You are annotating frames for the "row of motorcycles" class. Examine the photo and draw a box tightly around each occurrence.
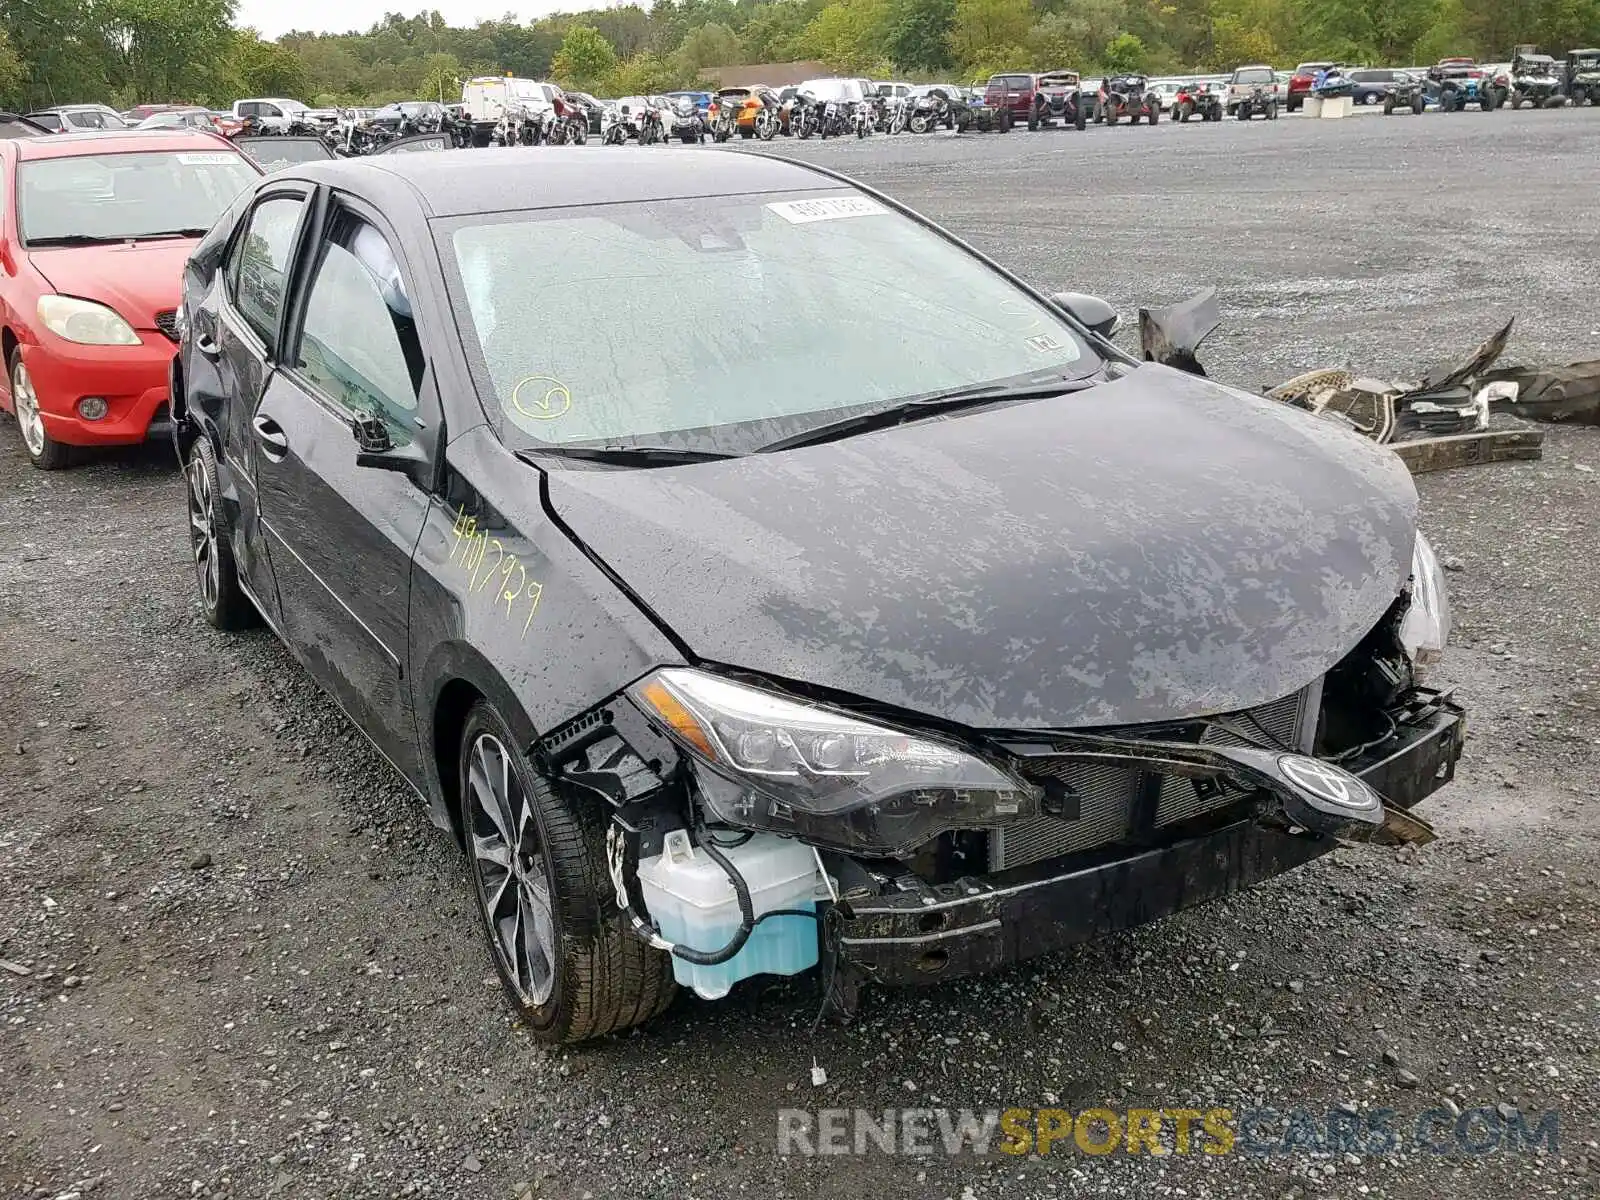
[491,96,590,146]
[229,107,473,157]
[594,87,992,148]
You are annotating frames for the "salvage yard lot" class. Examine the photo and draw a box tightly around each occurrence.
[3,110,1599,1199]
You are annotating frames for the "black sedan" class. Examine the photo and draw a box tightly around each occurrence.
[171,149,1464,1042]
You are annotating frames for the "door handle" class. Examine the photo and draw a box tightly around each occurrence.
[253,415,289,461]
[195,332,219,357]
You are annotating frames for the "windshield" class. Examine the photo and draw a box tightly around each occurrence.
[442,190,1096,455]
[17,150,259,245]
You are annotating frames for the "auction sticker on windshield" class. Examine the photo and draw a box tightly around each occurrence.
[177,153,240,165]
[767,197,887,224]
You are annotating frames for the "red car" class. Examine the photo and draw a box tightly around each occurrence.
[0,129,260,468]
[1286,61,1338,111]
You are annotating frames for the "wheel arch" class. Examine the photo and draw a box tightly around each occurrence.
[420,642,544,849]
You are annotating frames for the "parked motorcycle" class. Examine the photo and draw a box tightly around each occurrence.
[600,105,629,145]
[791,90,821,139]
[634,101,665,145]
[667,95,706,143]
[544,94,589,145]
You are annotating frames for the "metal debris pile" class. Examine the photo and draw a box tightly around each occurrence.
[1138,290,1600,473]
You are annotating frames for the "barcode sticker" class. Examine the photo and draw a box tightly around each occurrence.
[176,152,239,165]
[766,197,888,224]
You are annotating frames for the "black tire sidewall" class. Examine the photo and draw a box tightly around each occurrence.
[8,346,69,470]
[459,700,571,1037]
[186,435,255,629]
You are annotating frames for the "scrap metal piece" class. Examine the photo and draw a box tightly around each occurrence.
[1267,367,1355,406]
[1412,317,1515,393]
[1387,426,1544,474]
[1482,360,1600,425]
[1367,805,1438,847]
[1139,287,1220,375]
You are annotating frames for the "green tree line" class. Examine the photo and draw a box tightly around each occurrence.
[4,0,1600,111]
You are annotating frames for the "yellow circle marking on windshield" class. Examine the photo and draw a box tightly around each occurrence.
[511,375,572,421]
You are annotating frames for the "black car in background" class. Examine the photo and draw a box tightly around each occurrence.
[171,149,1463,1043]
[1348,68,1401,105]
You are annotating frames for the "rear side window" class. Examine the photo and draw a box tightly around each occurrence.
[1234,68,1275,84]
[31,112,63,130]
[228,195,304,345]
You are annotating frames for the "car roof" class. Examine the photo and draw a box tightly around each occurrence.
[12,128,239,160]
[280,148,843,218]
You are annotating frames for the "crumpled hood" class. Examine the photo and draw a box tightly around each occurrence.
[28,239,192,331]
[549,365,1419,731]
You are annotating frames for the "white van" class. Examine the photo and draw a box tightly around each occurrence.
[461,76,563,145]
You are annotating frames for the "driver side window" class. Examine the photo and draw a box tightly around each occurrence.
[292,211,423,445]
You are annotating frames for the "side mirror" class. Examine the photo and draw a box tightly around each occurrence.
[352,414,433,486]
[1050,291,1122,340]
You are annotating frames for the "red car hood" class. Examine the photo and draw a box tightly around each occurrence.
[28,239,194,331]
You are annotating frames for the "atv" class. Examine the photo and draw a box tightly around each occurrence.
[1096,73,1161,124]
[1172,81,1223,122]
[1566,48,1600,105]
[1427,63,1498,111]
[1507,49,1564,108]
[1383,72,1427,115]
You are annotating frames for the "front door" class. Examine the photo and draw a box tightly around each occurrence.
[252,203,436,782]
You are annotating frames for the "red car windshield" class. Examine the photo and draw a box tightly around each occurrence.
[17,150,259,247]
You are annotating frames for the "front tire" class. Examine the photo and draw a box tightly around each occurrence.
[460,702,677,1044]
[8,349,70,470]
[185,436,257,630]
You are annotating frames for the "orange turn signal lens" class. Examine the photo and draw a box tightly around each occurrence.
[638,678,718,761]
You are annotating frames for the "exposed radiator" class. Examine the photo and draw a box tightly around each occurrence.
[989,680,1321,871]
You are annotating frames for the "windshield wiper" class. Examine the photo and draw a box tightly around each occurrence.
[24,229,209,247]
[135,228,211,240]
[24,234,128,247]
[515,445,736,468]
[756,378,1100,454]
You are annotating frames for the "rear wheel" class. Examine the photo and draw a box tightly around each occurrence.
[8,349,70,471]
[460,701,677,1044]
[1027,105,1039,131]
[185,436,257,630]
[1148,104,1159,124]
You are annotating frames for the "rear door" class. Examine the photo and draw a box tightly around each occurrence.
[212,185,315,627]
[251,197,439,782]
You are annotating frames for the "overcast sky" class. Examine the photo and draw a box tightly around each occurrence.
[235,1,576,40]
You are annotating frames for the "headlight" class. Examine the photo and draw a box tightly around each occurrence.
[1400,531,1451,663]
[37,295,140,346]
[628,668,1038,856]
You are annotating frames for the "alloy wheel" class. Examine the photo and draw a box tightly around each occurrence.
[11,359,45,458]
[186,457,220,610]
[467,733,557,1008]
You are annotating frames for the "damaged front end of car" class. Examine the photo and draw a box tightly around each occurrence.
[530,535,1464,1018]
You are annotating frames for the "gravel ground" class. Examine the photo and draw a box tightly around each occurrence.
[3,110,1599,1200]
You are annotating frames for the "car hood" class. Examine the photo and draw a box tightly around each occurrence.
[547,365,1419,731]
[28,239,193,330]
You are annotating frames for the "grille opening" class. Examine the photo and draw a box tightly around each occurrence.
[989,684,1319,872]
